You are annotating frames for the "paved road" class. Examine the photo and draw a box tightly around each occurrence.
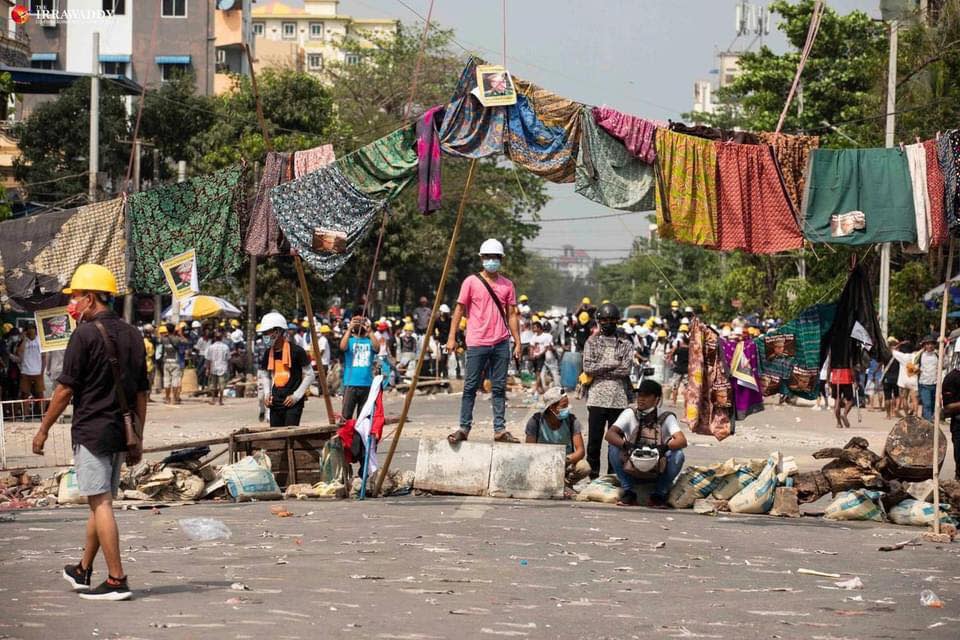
[1,497,958,639]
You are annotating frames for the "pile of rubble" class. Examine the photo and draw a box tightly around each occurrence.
[0,471,59,509]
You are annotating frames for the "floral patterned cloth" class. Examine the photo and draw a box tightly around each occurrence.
[293,144,335,179]
[923,139,949,247]
[438,58,506,159]
[683,319,732,441]
[417,106,444,214]
[245,151,292,257]
[338,123,419,200]
[654,129,719,246]
[505,79,581,183]
[936,130,960,231]
[575,106,656,211]
[757,132,819,215]
[129,165,245,294]
[592,106,662,163]
[270,164,386,281]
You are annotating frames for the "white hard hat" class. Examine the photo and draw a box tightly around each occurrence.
[638,326,650,337]
[684,306,694,313]
[439,303,450,314]
[191,320,201,328]
[630,446,660,473]
[260,311,287,333]
[680,317,689,324]
[622,322,634,335]
[478,238,505,256]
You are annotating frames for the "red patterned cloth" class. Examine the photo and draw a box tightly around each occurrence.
[924,139,949,248]
[715,142,804,253]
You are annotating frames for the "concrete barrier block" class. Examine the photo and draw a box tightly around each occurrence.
[488,443,565,500]
[413,439,493,496]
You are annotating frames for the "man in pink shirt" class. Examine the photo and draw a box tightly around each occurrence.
[445,239,523,444]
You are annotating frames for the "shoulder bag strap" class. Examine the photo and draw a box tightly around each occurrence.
[93,320,131,414]
[474,273,509,331]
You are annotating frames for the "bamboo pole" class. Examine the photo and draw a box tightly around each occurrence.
[931,237,955,535]
[374,158,479,496]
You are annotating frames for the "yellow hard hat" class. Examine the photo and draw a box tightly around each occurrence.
[301,320,310,328]
[404,315,413,323]
[578,372,593,385]
[627,318,637,326]
[680,324,689,333]
[601,299,610,304]
[177,321,186,330]
[530,315,540,324]
[578,311,590,325]
[63,263,118,295]
[519,294,529,303]
[581,297,591,305]
[403,322,415,332]
[158,325,169,335]
[319,324,332,334]
[219,321,226,328]
[255,323,263,332]
[459,318,467,330]
[231,319,240,328]
[671,300,679,308]
[2,322,11,333]
[658,329,668,338]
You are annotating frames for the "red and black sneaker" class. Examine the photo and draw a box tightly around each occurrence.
[79,575,131,601]
[62,562,92,591]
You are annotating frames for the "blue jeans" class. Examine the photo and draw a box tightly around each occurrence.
[608,444,685,500]
[459,340,510,433]
[919,383,936,421]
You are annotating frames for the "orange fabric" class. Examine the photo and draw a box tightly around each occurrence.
[268,341,292,387]
[829,367,854,385]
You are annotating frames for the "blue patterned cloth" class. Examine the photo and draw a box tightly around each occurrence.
[438,59,506,159]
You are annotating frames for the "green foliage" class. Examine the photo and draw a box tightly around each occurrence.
[137,70,217,174]
[890,261,937,341]
[14,78,129,202]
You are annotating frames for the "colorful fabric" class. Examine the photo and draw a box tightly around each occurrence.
[654,129,719,246]
[270,164,386,281]
[669,122,759,144]
[245,151,291,257]
[338,123,418,200]
[293,144,335,179]
[757,132,819,214]
[438,58,506,159]
[757,303,836,400]
[923,139,949,247]
[592,106,661,163]
[715,142,803,253]
[905,142,932,253]
[416,106,444,214]
[802,148,917,246]
[575,106,655,211]
[683,319,733,441]
[938,130,960,231]
[721,337,764,420]
[129,165,245,294]
[268,340,292,387]
[32,198,127,295]
[505,80,581,183]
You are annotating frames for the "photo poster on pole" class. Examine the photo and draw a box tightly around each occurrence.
[160,248,200,301]
[34,307,77,353]
[473,64,517,107]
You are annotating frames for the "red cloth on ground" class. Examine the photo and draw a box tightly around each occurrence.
[715,142,804,254]
[924,139,949,248]
[336,388,385,465]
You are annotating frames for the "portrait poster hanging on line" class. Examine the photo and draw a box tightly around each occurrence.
[160,248,200,301]
[35,307,76,352]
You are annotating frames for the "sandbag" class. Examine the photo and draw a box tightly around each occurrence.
[711,458,766,500]
[576,475,624,504]
[728,454,779,514]
[668,465,725,509]
[823,489,883,521]
[57,468,87,505]
[221,455,281,502]
[887,498,957,527]
[318,437,346,484]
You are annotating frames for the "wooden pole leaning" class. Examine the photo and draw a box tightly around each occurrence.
[931,236,955,535]
[374,158,480,496]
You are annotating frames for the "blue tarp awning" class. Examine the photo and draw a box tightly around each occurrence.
[30,53,57,62]
[99,54,131,63]
[155,55,191,65]
[0,64,142,95]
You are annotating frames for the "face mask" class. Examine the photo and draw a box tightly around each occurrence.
[66,296,89,323]
[482,259,501,273]
[557,408,571,420]
[263,333,275,348]
[637,405,657,416]
[600,323,616,336]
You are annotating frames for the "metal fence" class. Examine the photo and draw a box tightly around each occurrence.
[0,398,71,471]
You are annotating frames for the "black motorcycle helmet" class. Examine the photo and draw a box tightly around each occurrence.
[596,303,620,322]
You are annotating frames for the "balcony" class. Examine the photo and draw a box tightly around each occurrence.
[0,29,30,69]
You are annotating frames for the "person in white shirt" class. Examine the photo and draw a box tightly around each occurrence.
[205,332,232,406]
[605,379,687,508]
[17,324,46,405]
[229,324,245,346]
[915,335,940,421]
[890,341,920,417]
[528,320,557,394]
[317,325,332,368]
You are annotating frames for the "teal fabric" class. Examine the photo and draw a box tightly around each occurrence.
[802,148,917,245]
[534,413,574,455]
[575,107,655,211]
[757,303,836,401]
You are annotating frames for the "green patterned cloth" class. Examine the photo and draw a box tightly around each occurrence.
[129,165,245,294]
[338,123,419,200]
[757,303,836,400]
[575,106,655,211]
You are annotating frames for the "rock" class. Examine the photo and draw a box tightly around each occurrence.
[769,486,801,518]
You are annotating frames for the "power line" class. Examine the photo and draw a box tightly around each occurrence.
[521,210,649,223]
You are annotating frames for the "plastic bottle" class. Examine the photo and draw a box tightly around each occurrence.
[920,589,943,608]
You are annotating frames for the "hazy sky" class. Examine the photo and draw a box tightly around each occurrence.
[315,1,882,260]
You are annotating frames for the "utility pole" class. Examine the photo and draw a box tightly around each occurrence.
[240,0,253,76]
[152,148,162,329]
[123,139,141,323]
[879,19,898,338]
[88,32,100,203]
[171,161,187,326]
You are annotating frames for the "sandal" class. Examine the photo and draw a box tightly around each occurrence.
[494,431,520,444]
[447,430,468,445]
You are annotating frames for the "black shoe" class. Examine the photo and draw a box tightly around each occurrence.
[79,576,131,601]
[62,562,92,591]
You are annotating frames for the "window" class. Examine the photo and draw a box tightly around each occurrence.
[103,0,125,14]
[100,61,126,76]
[160,63,189,82]
[31,59,55,70]
[307,53,323,70]
[344,52,361,66]
[252,21,265,36]
[162,0,186,18]
[282,22,296,40]
[31,0,56,11]
[309,22,323,39]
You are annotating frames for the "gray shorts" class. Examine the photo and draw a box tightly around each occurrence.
[209,373,230,390]
[73,445,123,498]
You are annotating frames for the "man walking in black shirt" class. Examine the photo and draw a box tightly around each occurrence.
[32,264,149,601]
